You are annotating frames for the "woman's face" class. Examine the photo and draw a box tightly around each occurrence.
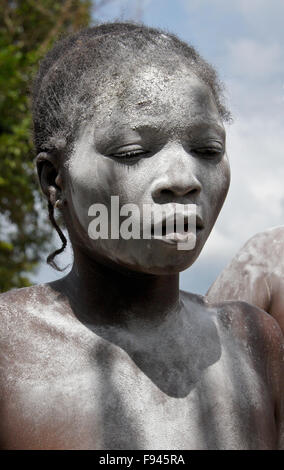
[63,64,230,274]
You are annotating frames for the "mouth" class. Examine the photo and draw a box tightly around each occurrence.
[150,214,204,242]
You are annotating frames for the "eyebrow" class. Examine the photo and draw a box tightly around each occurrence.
[186,120,226,138]
[94,119,225,148]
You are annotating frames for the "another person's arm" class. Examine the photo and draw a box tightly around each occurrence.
[207,227,284,333]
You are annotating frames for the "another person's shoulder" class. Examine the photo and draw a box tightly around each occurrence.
[241,225,284,257]
[257,225,284,242]
[207,225,284,303]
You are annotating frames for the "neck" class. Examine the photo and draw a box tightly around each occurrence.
[64,248,181,328]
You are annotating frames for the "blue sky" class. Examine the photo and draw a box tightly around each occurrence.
[33,0,284,294]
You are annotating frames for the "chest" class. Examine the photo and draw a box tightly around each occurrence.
[0,331,276,450]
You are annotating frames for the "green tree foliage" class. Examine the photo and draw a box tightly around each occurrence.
[0,0,95,292]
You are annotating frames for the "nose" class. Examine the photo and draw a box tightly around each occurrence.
[151,144,202,202]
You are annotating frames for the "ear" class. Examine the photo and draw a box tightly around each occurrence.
[36,152,63,207]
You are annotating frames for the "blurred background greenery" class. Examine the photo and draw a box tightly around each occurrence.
[0,0,118,292]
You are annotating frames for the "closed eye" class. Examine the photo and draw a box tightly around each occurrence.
[192,147,224,158]
[109,145,150,163]
[111,150,149,158]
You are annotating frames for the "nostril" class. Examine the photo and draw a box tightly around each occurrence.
[159,187,199,197]
[160,189,173,196]
[152,176,202,201]
[189,188,199,196]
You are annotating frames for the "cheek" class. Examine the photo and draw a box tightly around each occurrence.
[66,156,148,232]
[67,156,112,230]
[219,156,231,201]
[202,157,230,220]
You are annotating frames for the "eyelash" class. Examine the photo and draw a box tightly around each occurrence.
[192,147,223,158]
[110,146,223,160]
[111,150,149,159]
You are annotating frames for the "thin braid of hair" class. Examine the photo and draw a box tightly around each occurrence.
[47,200,68,271]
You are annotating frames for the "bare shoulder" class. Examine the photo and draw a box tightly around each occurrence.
[183,289,283,366]
[210,299,283,387]
[209,298,283,346]
[0,281,64,311]
[0,281,69,340]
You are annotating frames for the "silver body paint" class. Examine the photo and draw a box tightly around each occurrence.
[0,284,279,449]
[0,57,283,450]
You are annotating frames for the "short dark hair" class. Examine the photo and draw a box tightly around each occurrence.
[32,21,231,157]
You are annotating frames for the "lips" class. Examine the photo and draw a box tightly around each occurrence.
[150,205,204,241]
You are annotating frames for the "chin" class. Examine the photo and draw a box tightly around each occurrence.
[78,233,206,276]
[105,242,203,276]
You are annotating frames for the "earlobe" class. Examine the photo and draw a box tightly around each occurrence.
[36,152,63,206]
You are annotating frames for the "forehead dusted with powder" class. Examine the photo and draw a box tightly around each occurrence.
[32,22,231,157]
[121,63,221,118]
[86,63,224,144]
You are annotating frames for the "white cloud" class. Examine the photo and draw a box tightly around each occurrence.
[183,0,284,15]
[236,0,284,34]
[227,39,283,80]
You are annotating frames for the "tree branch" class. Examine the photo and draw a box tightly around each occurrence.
[26,0,54,20]
[37,0,74,57]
